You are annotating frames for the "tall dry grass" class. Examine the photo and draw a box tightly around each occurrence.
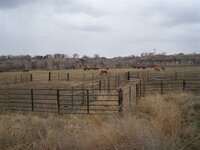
[0,93,199,150]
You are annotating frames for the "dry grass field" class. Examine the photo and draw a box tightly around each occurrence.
[0,93,199,150]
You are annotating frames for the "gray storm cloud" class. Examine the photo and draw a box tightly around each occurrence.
[0,0,199,57]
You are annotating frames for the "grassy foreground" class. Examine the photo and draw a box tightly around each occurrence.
[0,93,200,150]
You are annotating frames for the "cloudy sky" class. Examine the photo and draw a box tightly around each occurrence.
[0,0,199,57]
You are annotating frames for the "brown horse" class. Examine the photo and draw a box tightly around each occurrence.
[161,67,165,71]
[100,70,107,76]
[84,68,91,71]
[141,66,146,69]
[154,67,160,72]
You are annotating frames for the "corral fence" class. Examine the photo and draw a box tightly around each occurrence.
[0,88,126,115]
[0,71,129,87]
[0,73,31,85]
[134,80,200,97]
[34,71,129,83]
[127,71,200,81]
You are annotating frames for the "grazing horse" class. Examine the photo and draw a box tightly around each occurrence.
[84,67,91,71]
[154,67,160,72]
[100,70,107,76]
[137,67,140,69]
[161,67,165,71]
[141,66,146,69]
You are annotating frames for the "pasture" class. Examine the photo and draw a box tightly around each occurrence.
[0,66,200,115]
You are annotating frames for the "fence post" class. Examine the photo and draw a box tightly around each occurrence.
[31,89,34,111]
[127,71,130,81]
[183,80,186,92]
[118,88,123,117]
[108,77,110,92]
[129,86,132,108]
[67,73,70,81]
[115,76,117,88]
[49,72,51,81]
[99,80,102,93]
[161,80,163,95]
[71,87,74,107]
[136,84,139,105]
[92,82,94,100]
[139,80,142,96]
[57,89,60,114]
[30,74,33,82]
[87,90,90,114]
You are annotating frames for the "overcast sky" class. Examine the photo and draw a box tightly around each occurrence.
[0,0,199,57]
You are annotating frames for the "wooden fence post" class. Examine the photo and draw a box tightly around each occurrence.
[129,86,132,108]
[139,80,142,96]
[183,80,186,92]
[118,88,123,117]
[49,72,51,81]
[30,74,33,82]
[57,89,60,114]
[136,84,139,105]
[115,76,117,88]
[31,89,34,111]
[108,77,110,92]
[127,71,130,80]
[161,80,163,95]
[118,74,121,87]
[87,90,90,114]
[92,82,94,99]
[67,73,70,81]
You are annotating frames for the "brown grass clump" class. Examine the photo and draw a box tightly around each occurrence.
[0,93,199,150]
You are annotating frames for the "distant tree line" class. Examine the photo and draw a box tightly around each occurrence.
[0,53,199,71]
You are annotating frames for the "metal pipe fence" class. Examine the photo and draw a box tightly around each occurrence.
[0,88,123,115]
[128,71,200,81]
[135,80,200,96]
